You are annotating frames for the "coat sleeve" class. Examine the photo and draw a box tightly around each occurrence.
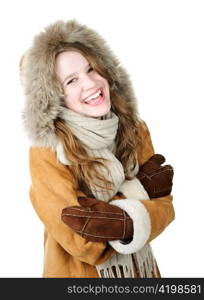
[29,147,115,265]
[109,120,175,254]
[138,121,175,242]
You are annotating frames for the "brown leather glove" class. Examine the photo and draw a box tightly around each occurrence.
[61,197,133,243]
[137,154,174,198]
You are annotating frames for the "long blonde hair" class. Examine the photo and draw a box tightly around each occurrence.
[54,42,140,193]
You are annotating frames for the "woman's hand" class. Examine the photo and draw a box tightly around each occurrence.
[61,197,133,243]
[136,154,174,198]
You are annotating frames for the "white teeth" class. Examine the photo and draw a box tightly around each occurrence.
[84,90,101,103]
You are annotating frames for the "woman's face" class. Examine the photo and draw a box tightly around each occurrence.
[55,51,111,118]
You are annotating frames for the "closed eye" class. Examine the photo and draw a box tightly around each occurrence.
[88,66,94,73]
[67,78,77,85]
[66,66,93,85]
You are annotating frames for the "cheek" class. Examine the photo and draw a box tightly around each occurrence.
[103,79,110,95]
[64,87,81,104]
[96,75,109,90]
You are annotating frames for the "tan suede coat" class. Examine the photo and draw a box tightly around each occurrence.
[29,120,175,278]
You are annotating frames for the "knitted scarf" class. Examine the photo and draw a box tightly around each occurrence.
[60,108,124,201]
[58,108,157,278]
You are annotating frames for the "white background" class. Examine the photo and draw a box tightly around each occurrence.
[0,0,203,277]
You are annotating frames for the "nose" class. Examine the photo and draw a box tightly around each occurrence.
[81,74,96,90]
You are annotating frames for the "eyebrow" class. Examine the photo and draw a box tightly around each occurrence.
[62,63,91,85]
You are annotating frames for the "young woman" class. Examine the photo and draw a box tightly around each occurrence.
[21,20,175,278]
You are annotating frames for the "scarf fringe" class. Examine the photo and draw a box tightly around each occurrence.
[96,244,157,278]
[132,244,158,277]
[96,252,134,278]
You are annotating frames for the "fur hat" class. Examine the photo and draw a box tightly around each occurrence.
[21,20,139,148]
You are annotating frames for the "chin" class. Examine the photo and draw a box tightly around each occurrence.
[92,105,111,118]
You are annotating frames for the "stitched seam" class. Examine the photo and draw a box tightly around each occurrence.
[62,213,128,221]
[149,167,173,178]
[81,214,91,238]
[138,166,163,178]
[139,167,173,180]
[67,208,123,216]
[75,231,121,239]
[138,173,151,180]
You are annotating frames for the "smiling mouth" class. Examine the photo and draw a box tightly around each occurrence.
[82,89,104,104]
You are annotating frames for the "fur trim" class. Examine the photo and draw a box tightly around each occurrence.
[109,199,151,254]
[21,20,139,148]
[118,177,149,200]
